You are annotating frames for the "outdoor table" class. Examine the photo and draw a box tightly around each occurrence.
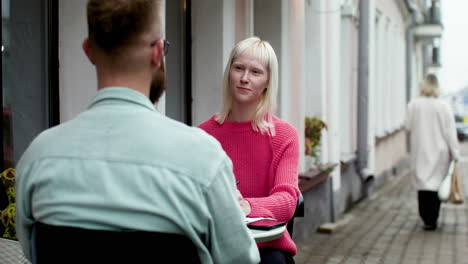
[250,224,286,243]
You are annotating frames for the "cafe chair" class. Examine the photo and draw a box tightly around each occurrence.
[287,192,304,236]
[31,222,201,264]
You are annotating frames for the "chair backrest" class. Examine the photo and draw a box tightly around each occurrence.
[31,222,201,264]
[287,192,304,236]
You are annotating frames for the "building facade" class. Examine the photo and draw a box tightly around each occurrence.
[1,0,442,243]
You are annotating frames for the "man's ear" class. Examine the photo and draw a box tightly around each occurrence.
[151,39,163,69]
[82,38,95,65]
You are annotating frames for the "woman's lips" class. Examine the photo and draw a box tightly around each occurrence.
[237,87,251,92]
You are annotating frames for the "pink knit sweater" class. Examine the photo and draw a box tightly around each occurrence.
[199,115,300,256]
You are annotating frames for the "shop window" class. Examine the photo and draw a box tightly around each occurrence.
[1,0,58,211]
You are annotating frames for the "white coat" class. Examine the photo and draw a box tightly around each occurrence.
[405,97,460,191]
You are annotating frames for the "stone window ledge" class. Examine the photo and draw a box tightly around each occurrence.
[298,163,337,193]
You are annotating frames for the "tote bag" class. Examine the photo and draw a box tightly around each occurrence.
[438,161,454,203]
[449,162,464,204]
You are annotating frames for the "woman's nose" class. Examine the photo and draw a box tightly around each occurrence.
[240,71,249,83]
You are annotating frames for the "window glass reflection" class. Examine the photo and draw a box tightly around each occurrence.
[2,0,48,169]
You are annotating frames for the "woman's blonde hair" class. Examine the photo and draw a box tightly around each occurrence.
[419,73,440,98]
[215,36,279,136]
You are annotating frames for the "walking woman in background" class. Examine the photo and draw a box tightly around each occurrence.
[199,37,300,264]
[405,73,460,231]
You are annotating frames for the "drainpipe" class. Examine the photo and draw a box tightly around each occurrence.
[405,0,416,154]
[356,0,374,198]
[406,0,417,104]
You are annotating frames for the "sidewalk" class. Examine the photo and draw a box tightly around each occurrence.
[295,145,468,264]
[0,237,28,264]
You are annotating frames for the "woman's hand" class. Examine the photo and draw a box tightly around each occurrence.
[237,190,251,216]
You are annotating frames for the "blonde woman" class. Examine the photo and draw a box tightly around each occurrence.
[405,73,460,231]
[199,37,300,263]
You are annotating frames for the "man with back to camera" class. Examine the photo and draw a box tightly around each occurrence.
[15,0,260,263]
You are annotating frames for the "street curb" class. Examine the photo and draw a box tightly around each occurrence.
[316,168,411,234]
[316,214,354,234]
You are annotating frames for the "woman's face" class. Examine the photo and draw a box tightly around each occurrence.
[229,51,269,107]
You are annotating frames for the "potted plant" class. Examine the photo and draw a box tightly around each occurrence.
[304,116,327,167]
[300,117,335,192]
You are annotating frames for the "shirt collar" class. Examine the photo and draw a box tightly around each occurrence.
[88,87,157,112]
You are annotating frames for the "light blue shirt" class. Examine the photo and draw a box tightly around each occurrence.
[16,87,260,263]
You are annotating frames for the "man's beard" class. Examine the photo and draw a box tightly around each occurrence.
[149,60,167,104]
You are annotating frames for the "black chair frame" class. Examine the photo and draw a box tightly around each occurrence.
[31,222,201,264]
[287,192,304,236]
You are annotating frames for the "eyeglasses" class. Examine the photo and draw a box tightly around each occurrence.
[150,39,170,56]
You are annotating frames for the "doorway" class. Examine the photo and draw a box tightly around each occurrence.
[165,0,192,125]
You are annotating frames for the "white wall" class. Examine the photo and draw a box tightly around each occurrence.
[373,0,407,138]
[59,1,167,122]
[322,0,342,191]
[340,4,359,161]
[304,0,343,188]
[367,1,377,175]
[372,0,411,176]
[59,0,96,122]
[235,0,254,43]
[304,0,326,172]
[191,0,235,125]
[411,44,424,99]
[253,0,307,172]
[375,13,384,137]
[281,1,306,172]
[304,1,324,120]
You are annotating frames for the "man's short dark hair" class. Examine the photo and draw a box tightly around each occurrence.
[87,0,158,55]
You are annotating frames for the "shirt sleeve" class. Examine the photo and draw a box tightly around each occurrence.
[245,132,300,223]
[442,103,460,161]
[204,158,260,264]
[15,162,34,261]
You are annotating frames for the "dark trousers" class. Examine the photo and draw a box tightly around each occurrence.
[259,248,295,264]
[418,190,441,227]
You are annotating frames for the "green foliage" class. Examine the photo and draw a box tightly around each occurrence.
[0,168,16,240]
[304,116,327,160]
[1,203,16,239]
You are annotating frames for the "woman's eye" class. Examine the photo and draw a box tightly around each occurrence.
[252,70,263,75]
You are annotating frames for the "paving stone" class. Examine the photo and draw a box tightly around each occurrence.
[295,142,468,264]
[0,238,30,264]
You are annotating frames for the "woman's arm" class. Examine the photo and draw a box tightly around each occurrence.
[443,103,460,161]
[245,130,300,222]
